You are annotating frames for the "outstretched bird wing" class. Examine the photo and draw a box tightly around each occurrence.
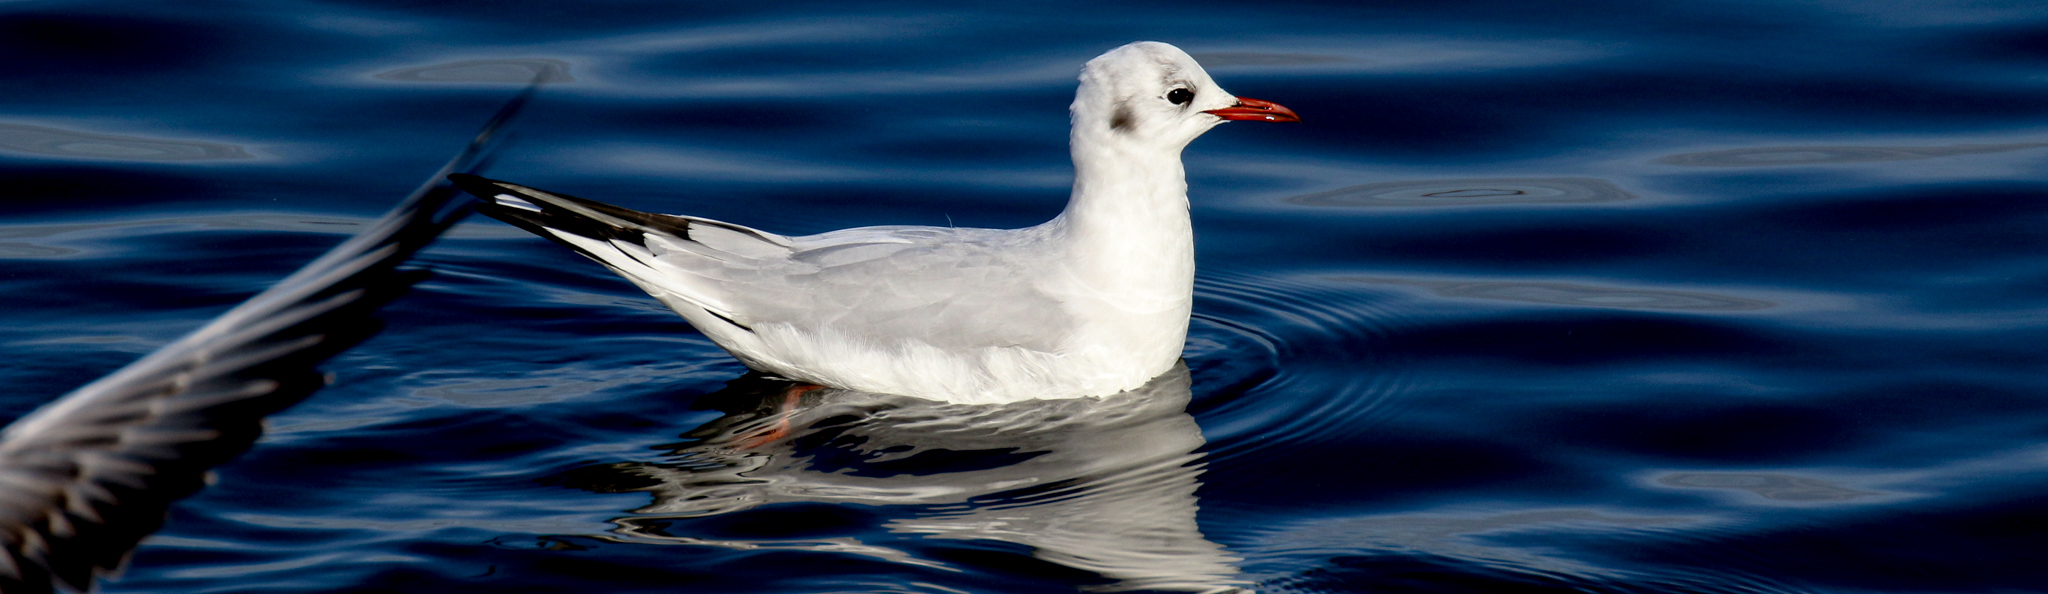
[0,84,532,592]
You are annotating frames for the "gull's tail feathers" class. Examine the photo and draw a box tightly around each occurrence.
[449,175,794,332]
[0,81,538,593]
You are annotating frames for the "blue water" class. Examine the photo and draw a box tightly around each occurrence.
[7,1,2048,592]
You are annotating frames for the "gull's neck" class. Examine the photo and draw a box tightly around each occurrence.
[1051,126,1197,306]
[1062,131,1191,224]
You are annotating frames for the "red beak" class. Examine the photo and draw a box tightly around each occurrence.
[1203,96,1301,123]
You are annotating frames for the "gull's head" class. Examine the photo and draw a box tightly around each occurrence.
[1072,41,1299,149]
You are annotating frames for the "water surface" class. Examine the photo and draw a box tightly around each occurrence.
[6,1,2048,592]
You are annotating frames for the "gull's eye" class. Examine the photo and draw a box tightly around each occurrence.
[1166,88,1194,106]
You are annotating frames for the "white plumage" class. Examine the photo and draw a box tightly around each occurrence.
[455,41,1299,403]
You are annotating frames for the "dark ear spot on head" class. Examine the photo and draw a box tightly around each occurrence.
[1110,105,1134,133]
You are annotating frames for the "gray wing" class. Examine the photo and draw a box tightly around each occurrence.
[0,85,526,592]
[454,178,1071,351]
[762,226,1071,350]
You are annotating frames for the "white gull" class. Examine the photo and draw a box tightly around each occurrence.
[453,41,1299,403]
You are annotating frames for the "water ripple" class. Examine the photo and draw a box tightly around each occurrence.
[1655,142,2048,167]
[0,213,526,260]
[1189,52,1352,67]
[372,58,575,83]
[1654,472,1881,503]
[1337,276,1776,312]
[1193,272,1423,461]
[1241,509,1810,594]
[1284,178,1635,208]
[0,122,251,161]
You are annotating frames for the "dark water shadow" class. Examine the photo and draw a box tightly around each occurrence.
[544,363,1245,593]
[1285,178,1635,208]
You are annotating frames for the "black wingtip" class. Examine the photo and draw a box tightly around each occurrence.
[446,173,502,201]
[445,174,545,229]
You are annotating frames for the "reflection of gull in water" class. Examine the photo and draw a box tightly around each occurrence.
[0,86,534,593]
[552,363,1246,593]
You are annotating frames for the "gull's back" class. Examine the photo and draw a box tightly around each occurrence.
[737,224,1073,352]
